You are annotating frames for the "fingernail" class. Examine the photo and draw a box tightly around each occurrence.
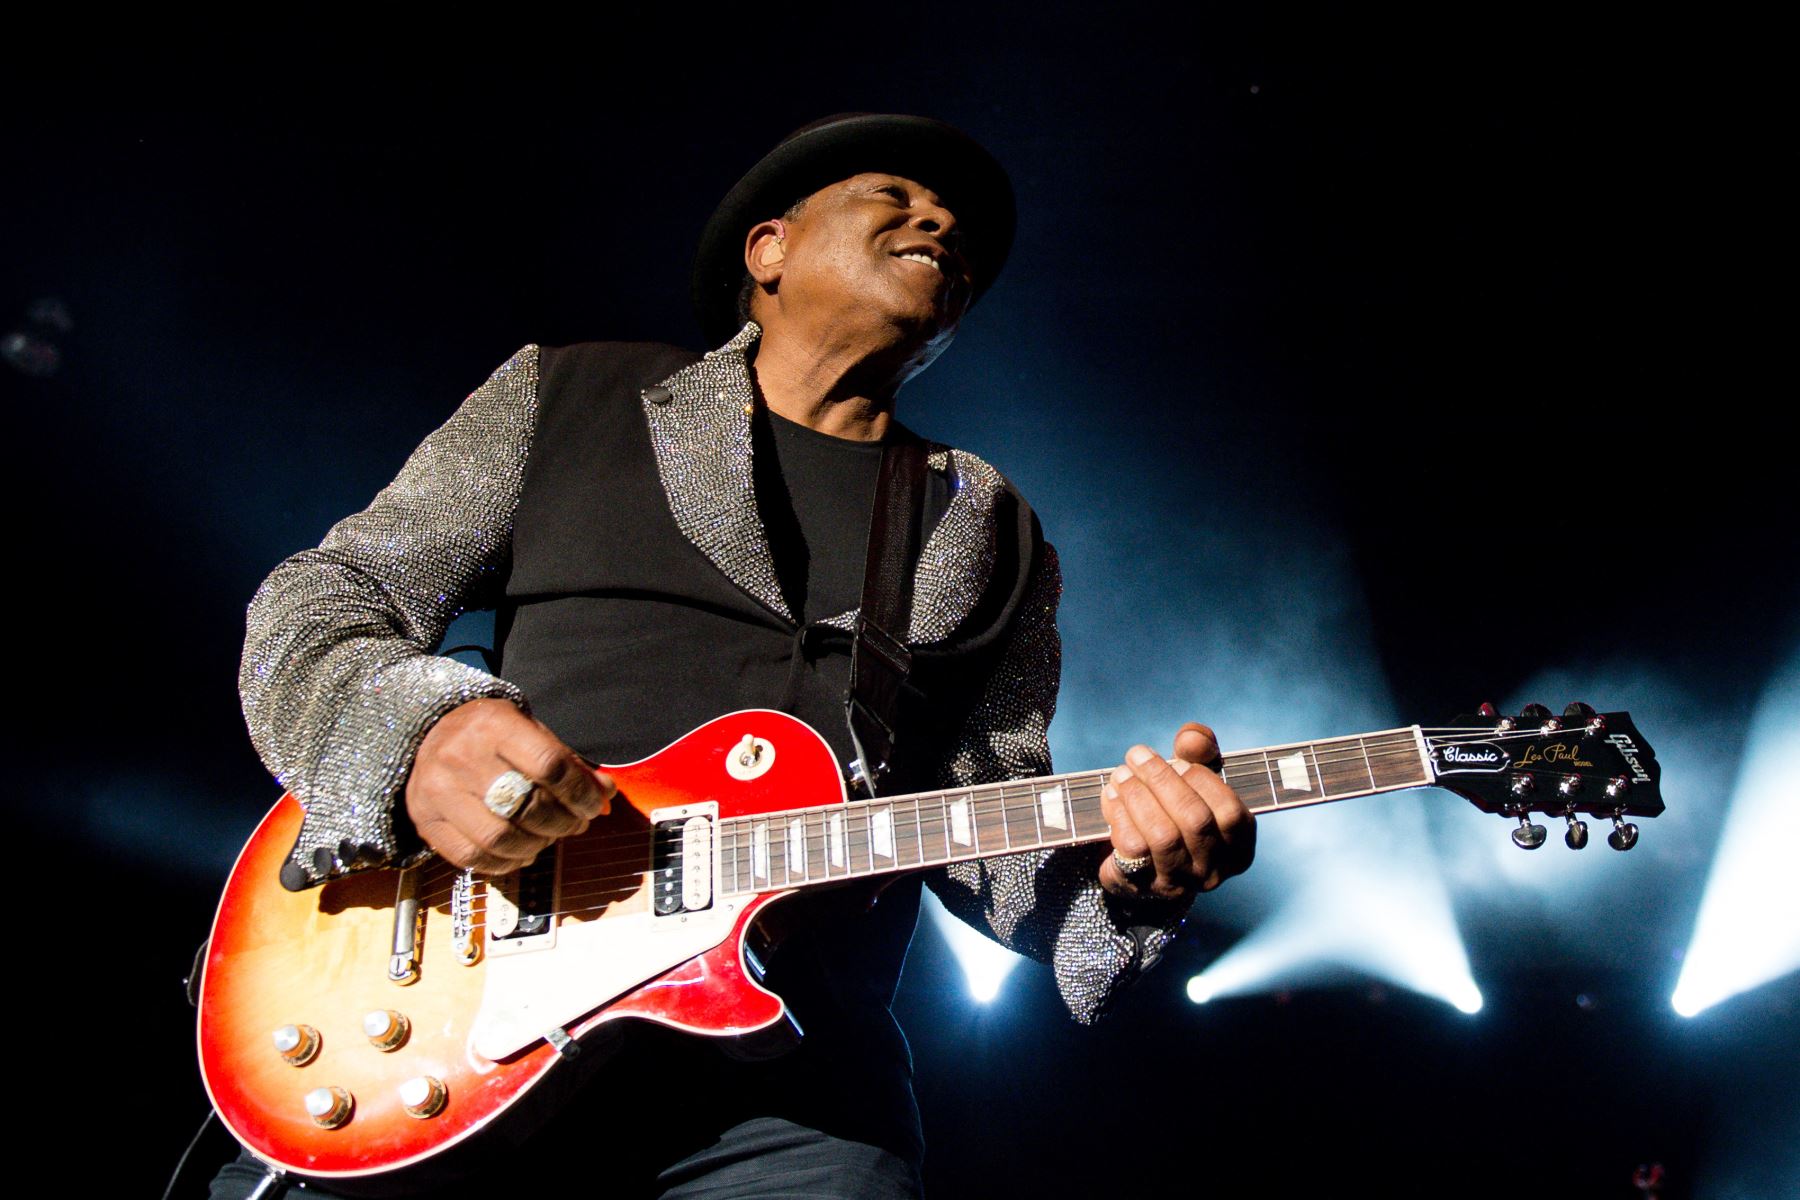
[1102,784,1118,802]
[1172,759,1193,775]
[1111,764,1132,784]
[1127,745,1155,766]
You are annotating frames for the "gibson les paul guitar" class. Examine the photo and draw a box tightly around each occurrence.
[196,701,1662,1182]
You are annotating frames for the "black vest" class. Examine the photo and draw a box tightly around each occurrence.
[493,340,1041,1048]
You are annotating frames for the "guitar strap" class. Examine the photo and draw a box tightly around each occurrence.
[845,437,929,797]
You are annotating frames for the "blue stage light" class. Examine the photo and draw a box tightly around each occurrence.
[924,890,1025,1004]
[1671,654,1800,1018]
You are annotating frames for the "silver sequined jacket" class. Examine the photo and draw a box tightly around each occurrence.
[240,323,1189,1024]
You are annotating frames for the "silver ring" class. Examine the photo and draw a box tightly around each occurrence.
[1112,850,1153,880]
[483,769,535,821]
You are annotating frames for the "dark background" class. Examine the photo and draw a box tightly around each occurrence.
[6,11,1792,1199]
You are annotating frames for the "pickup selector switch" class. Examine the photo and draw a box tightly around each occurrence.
[399,1075,447,1119]
[363,1009,410,1051]
[304,1086,353,1128]
[273,1023,320,1067]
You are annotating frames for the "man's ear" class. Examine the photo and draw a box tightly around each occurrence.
[745,219,787,286]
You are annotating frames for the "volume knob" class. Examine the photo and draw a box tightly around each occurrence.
[399,1075,448,1119]
[304,1086,353,1128]
[363,1009,410,1051]
[272,1024,320,1067]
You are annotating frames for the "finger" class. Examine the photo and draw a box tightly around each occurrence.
[1170,758,1258,886]
[1173,722,1221,768]
[1098,774,1153,897]
[499,724,611,823]
[1117,749,1207,893]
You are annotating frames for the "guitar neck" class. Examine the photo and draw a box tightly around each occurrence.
[713,727,1434,897]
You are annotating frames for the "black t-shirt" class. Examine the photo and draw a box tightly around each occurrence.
[752,404,886,624]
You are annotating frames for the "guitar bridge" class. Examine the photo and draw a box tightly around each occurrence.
[649,804,716,917]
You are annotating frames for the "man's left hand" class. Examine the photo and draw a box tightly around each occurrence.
[1098,722,1256,901]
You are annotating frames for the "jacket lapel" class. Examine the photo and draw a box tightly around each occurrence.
[640,323,794,623]
[640,322,1003,643]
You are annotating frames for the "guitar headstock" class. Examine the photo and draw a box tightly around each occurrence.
[1425,702,1664,851]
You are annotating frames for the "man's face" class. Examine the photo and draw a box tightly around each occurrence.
[764,172,976,343]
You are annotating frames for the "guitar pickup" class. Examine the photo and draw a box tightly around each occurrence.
[650,805,716,916]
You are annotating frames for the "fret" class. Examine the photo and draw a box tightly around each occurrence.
[846,805,871,876]
[721,821,739,894]
[1356,736,1378,791]
[786,816,806,885]
[827,810,848,875]
[1304,742,1329,800]
[972,786,1009,854]
[947,794,974,851]
[896,796,922,868]
[751,820,770,883]
[1071,773,1112,840]
[923,794,951,865]
[870,804,896,866]
[1034,781,1059,845]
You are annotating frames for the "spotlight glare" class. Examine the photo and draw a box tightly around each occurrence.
[1186,976,1213,1004]
[1450,983,1484,1015]
[923,891,1023,1005]
[1670,655,1800,1018]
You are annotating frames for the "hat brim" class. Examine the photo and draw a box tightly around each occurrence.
[692,114,1016,347]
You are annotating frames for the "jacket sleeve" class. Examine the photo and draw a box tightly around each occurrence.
[924,539,1194,1023]
[238,345,539,888]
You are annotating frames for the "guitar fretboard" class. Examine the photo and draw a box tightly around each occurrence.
[715,727,1432,896]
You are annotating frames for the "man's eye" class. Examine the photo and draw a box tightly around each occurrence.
[875,185,908,201]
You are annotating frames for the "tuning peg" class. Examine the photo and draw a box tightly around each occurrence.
[1478,701,1499,719]
[1510,773,1536,799]
[1519,702,1561,734]
[1564,702,1606,737]
[1604,776,1630,801]
[1607,815,1640,852]
[1512,814,1548,850]
[1564,813,1590,849]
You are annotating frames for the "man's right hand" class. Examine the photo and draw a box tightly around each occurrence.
[405,698,614,874]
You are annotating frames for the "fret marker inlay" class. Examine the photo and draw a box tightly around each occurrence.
[1039,784,1068,830]
[871,807,894,859]
[829,812,846,868]
[1277,752,1312,793]
[949,799,972,846]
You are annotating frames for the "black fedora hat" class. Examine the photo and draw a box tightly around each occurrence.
[692,113,1016,347]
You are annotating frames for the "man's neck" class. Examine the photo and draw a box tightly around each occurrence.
[749,322,909,443]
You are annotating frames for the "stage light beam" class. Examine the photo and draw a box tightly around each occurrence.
[924,890,1025,1004]
[1671,654,1800,1018]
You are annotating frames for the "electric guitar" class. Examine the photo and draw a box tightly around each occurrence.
[196,701,1662,1183]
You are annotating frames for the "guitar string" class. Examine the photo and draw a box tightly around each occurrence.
[484,740,1448,913]
[461,735,1523,899]
[482,734,1434,860]
[407,731,1620,910]
[532,737,1432,877]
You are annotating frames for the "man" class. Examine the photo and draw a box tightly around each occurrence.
[216,114,1254,1198]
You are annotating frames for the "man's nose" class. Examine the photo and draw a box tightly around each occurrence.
[910,203,964,254]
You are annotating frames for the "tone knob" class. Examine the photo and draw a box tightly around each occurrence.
[399,1075,448,1119]
[272,1023,320,1067]
[304,1085,353,1128]
[363,1009,411,1051]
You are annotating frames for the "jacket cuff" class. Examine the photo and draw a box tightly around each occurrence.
[278,657,525,890]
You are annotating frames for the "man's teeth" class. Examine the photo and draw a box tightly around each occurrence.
[897,252,941,272]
